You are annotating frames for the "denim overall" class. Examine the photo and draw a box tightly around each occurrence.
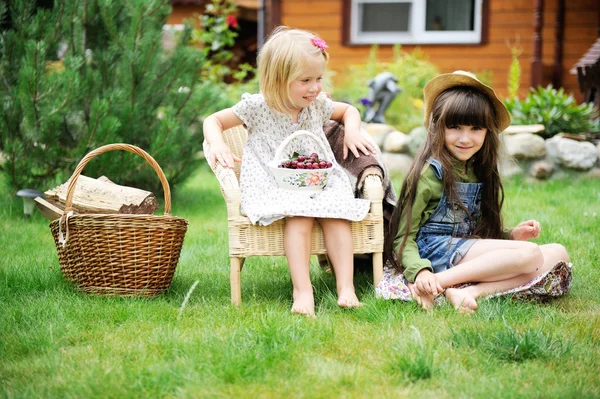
[415,159,483,273]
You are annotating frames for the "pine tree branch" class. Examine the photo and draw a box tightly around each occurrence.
[137,38,157,84]
[82,0,88,56]
[69,5,77,57]
[174,58,202,117]
[50,0,66,44]
[48,84,73,117]
[146,1,166,18]
[85,97,112,150]
[100,3,124,50]
[150,58,185,101]
[32,47,41,132]
[129,60,136,108]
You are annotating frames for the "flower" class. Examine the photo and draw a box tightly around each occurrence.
[359,98,373,106]
[311,37,328,51]
[226,15,238,28]
[306,173,323,186]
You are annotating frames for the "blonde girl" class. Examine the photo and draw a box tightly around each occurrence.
[383,71,570,312]
[204,26,375,315]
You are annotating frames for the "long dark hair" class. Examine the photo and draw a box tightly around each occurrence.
[384,86,506,271]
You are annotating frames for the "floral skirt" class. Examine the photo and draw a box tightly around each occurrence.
[376,261,573,303]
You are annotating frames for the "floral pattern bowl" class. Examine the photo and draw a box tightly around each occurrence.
[269,130,333,192]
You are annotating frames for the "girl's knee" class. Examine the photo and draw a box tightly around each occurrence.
[520,242,544,273]
[285,217,314,235]
[545,243,570,263]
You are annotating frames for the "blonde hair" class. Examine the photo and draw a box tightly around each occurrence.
[257,26,329,113]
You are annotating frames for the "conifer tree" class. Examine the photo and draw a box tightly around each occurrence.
[0,0,228,193]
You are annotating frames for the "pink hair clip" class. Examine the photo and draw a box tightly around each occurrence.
[311,37,328,51]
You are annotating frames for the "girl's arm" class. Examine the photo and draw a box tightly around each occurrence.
[509,220,541,241]
[330,102,375,159]
[400,167,444,296]
[203,108,244,168]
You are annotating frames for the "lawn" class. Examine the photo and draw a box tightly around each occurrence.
[1,163,599,398]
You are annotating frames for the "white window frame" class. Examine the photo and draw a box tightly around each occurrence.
[349,0,484,45]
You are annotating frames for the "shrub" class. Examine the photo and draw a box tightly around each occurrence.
[0,0,230,193]
[331,45,439,133]
[505,85,600,137]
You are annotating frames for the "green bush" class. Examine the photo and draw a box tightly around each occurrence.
[331,45,439,133]
[0,0,230,193]
[505,85,600,137]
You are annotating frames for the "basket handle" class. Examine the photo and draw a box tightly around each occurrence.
[63,143,173,215]
[271,130,329,166]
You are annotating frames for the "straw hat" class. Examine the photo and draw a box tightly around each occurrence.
[423,70,511,132]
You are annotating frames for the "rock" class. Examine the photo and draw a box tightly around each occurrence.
[502,124,545,135]
[502,133,547,160]
[362,122,395,148]
[546,136,598,170]
[529,161,554,179]
[381,153,413,176]
[498,152,523,178]
[382,131,410,153]
[587,167,600,178]
[408,126,428,156]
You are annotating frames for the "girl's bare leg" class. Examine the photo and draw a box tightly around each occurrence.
[444,243,569,312]
[318,218,362,308]
[284,217,315,315]
[435,239,545,288]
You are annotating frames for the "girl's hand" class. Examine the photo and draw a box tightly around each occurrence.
[510,220,541,241]
[343,129,376,160]
[210,142,241,169]
[414,269,444,296]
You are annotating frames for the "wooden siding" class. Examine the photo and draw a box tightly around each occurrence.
[280,0,599,102]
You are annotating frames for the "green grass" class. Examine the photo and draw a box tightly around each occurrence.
[1,164,599,398]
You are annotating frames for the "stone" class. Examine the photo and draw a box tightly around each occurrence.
[546,136,598,170]
[382,131,410,153]
[498,153,523,178]
[502,133,547,160]
[407,126,428,156]
[381,153,413,176]
[362,122,395,148]
[502,124,545,135]
[529,160,554,179]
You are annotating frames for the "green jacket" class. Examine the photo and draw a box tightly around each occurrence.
[393,159,511,282]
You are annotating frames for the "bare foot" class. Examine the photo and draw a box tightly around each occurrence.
[418,293,436,311]
[291,291,315,316]
[445,287,478,313]
[408,283,435,311]
[337,288,363,309]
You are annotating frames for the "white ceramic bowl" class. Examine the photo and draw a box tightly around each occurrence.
[269,130,333,192]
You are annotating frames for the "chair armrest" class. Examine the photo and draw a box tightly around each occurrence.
[361,173,384,217]
[203,140,242,218]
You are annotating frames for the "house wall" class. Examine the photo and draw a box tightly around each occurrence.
[279,0,599,102]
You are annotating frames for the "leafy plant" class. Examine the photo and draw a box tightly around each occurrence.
[505,37,523,100]
[190,0,254,85]
[331,45,439,133]
[505,85,600,137]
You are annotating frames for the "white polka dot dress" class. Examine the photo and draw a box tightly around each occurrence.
[232,93,370,226]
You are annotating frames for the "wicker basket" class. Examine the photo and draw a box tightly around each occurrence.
[49,144,188,297]
[269,130,333,192]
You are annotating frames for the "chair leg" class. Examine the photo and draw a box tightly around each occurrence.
[372,252,383,287]
[230,257,243,306]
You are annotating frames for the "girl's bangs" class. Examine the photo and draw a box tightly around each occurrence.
[443,91,493,128]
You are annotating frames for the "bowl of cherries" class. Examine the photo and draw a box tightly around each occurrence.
[270,130,334,192]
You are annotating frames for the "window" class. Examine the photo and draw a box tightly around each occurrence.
[348,0,485,45]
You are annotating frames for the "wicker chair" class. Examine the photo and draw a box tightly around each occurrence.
[203,125,384,305]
